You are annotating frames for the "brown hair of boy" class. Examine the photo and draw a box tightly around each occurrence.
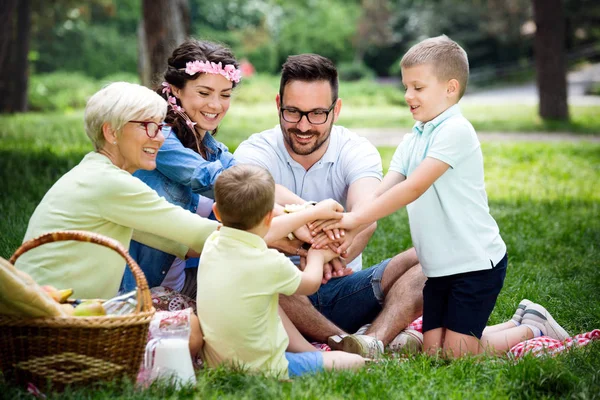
[214,165,275,230]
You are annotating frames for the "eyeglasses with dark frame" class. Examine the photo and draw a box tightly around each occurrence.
[280,100,337,125]
[129,120,171,139]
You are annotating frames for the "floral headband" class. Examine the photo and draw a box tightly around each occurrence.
[181,60,242,83]
[161,60,241,131]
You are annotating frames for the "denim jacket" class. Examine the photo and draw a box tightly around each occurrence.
[120,127,236,292]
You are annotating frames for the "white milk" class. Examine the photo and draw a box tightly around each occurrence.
[145,338,196,387]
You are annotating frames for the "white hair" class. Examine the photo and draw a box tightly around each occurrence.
[84,82,167,150]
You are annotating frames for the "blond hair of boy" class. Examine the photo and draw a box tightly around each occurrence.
[400,34,469,99]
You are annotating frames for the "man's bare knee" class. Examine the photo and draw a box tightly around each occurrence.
[279,294,345,341]
[381,248,421,294]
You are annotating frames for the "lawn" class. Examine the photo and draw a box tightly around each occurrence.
[0,110,599,398]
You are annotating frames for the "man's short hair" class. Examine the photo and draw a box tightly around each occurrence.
[279,54,339,103]
[400,35,469,99]
[84,82,167,150]
[214,164,275,231]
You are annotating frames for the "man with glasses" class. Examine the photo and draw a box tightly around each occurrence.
[234,54,425,358]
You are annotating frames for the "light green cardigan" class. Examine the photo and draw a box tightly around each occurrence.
[16,152,219,299]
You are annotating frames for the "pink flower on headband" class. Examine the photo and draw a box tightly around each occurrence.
[162,81,171,94]
[167,95,185,113]
[183,60,242,83]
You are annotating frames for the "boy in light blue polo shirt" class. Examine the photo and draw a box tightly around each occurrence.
[314,35,570,357]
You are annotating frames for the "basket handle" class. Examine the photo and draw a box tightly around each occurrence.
[9,230,153,314]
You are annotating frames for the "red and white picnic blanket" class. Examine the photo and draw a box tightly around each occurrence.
[405,316,600,359]
[148,288,599,360]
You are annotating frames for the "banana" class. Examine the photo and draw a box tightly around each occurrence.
[40,285,74,303]
[56,288,74,303]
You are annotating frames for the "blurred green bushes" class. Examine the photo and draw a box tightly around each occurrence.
[26,71,405,112]
[338,62,376,82]
[28,72,139,112]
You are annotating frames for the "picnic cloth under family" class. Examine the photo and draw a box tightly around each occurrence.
[147,288,599,363]
[405,316,599,359]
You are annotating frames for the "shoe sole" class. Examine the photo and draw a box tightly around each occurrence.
[389,329,423,353]
[340,336,383,359]
[327,335,346,351]
[341,336,370,358]
[524,307,570,341]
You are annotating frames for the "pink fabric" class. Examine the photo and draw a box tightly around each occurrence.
[507,329,600,359]
[408,316,423,332]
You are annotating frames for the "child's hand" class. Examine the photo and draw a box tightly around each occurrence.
[312,199,344,221]
[313,212,361,233]
[308,247,339,265]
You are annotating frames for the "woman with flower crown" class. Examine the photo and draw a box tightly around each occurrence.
[120,39,242,299]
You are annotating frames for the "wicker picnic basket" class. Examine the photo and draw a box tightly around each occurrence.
[0,231,155,390]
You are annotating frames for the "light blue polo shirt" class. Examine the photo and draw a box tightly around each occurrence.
[234,125,383,272]
[389,105,506,278]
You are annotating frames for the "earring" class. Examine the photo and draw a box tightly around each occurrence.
[113,141,117,144]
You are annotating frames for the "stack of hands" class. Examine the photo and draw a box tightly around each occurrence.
[272,199,361,284]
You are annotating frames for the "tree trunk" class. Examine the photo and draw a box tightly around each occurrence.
[140,0,190,88]
[532,0,569,121]
[0,0,17,113]
[15,0,31,112]
[0,0,30,113]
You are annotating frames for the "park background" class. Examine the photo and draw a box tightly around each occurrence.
[1,0,599,398]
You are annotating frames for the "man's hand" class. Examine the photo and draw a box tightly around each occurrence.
[268,237,309,257]
[299,256,352,284]
[323,257,353,283]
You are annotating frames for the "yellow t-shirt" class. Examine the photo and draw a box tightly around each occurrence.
[197,227,302,378]
[16,152,219,299]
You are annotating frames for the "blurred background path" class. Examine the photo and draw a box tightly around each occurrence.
[461,63,600,106]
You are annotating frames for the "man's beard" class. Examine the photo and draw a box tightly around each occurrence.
[282,123,332,156]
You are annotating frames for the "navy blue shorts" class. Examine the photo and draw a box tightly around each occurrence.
[422,253,508,339]
[307,259,389,334]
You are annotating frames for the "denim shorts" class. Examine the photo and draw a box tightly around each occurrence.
[422,253,508,339]
[285,351,323,377]
[307,258,390,334]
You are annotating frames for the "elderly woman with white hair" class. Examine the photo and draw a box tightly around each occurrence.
[16,82,219,301]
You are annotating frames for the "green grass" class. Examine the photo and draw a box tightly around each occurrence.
[1,112,599,398]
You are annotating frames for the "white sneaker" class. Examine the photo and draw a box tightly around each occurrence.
[511,299,534,325]
[355,323,371,336]
[338,334,384,359]
[522,303,570,341]
[388,329,423,354]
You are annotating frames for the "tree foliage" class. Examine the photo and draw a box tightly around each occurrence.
[18,0,600,82]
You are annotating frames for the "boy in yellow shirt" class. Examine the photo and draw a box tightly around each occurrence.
[197,164,364,378]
